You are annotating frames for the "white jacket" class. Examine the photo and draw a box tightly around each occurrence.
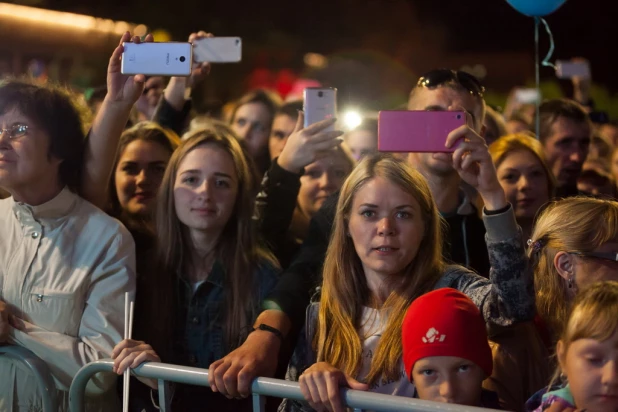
[0,187,136,411]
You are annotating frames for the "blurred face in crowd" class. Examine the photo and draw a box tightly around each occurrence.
[269,113,296,160]
[557,329,618,412]
[114,139,171,216]
[412,356,485,406]
[0,109,61,201]
[174,144,238,238]
[345,129,378,161]
[297,150,352,219]
[347,176,425,280]
[577,169,614,198]
[407,86,484,176]
[232,102,271,159]
[496,149,550,220]
[542,116,591,188]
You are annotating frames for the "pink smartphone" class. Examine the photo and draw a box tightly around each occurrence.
[378,110,466,153]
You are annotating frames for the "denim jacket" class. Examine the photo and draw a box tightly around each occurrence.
[172,259,279,369]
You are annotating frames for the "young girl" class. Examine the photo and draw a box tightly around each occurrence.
[528,281,618,412]
[111,127,280,411]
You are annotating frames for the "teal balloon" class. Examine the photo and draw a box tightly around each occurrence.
[506,0,567,16]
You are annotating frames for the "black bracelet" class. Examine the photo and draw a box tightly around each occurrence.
[484,203,511,216]
[252,324,284,342]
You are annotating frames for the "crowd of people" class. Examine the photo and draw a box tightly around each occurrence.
[1,30,617,412]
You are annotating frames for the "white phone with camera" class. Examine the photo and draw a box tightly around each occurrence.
[193,37,242,63]
[121,42,192,76]
[303,87,337,130]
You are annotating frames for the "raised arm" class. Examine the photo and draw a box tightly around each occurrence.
[151,31,211,134]
[80,32,151,209]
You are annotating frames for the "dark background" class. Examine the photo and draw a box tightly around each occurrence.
[2,0,616,113]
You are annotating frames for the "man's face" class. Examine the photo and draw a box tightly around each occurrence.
[406,86,484,176]
[542,116,591,188]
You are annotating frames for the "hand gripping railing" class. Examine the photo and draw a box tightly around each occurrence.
[0,345,59,412]
[69,359,500,412]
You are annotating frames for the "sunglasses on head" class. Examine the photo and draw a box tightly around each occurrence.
[416,69,485,97]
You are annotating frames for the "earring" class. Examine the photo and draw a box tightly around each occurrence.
[568,276,574,289]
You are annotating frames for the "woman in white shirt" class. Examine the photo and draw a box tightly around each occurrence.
[0,78,136,410]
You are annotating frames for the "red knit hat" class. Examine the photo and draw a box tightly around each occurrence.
[402,288,493,379]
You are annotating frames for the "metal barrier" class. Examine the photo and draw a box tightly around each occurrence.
[69,359,500,412]
[0,345,59,412]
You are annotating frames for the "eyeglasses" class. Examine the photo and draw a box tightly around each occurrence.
[0,124,29,140]
[416,69,485,97]
[569,251,618,263]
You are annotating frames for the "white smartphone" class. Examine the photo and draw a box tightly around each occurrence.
[556,60,591,79]
[514,88,541,104]
[193,37,242,63]
[303,87,337,130]
[121,42,192,76]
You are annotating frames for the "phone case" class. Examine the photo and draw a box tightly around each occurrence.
[193,37,242,63]
[121,42,192,76]
[378,111,466,153]
[303,88,337,130]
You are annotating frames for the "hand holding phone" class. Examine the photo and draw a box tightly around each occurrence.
[121,42,192,76]
[378,111,466,153]
[107,32,154,109]
[304,88,337,131]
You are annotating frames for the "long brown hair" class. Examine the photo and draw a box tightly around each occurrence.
[529,197,618,343]
[150,126,278,353]
[314,153,445,385]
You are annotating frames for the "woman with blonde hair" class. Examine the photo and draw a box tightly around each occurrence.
[528,197,618,348]
[111,127,279,411]
[283,153,533,411]
[490,134,555,240]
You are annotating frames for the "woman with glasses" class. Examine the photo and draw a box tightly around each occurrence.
[0,78,136,410]
[528,196,618,348]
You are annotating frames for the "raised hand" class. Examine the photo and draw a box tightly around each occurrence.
[106,32,154,108]
[277,112,344,174]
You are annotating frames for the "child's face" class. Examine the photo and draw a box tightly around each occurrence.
[411,356,485,406]
[559,328,618,412]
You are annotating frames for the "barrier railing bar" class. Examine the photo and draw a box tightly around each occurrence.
[0,345,59,412]
[157,379,171,412]
[69,359,501,412]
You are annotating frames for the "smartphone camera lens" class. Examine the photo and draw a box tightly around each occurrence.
[318,91,324,98]
[180,56,186,62]
[456,114,462,119]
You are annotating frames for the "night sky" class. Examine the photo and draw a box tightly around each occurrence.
[36,0,618,96]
